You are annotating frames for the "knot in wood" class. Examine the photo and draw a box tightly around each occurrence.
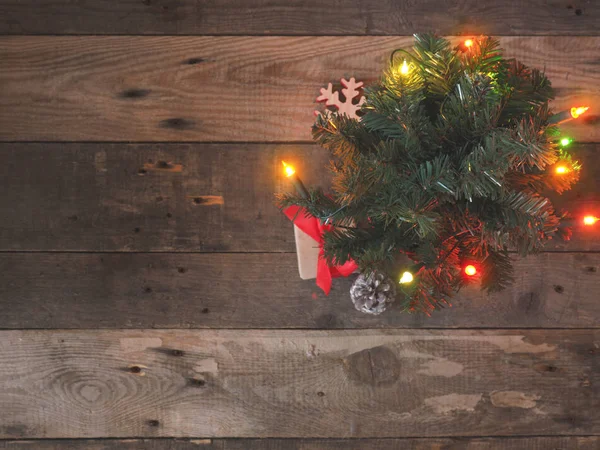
[343,346,400,387]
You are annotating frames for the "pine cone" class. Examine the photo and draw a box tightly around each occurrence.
[350,272,396,315]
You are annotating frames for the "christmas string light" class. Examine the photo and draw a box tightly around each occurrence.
[281,161,348,224]
[571,106,589,119]
[464,265,477,276]
[548,105,590,125]
[400,60,410,75]
[282,161,309,199]
[555,165,569,175]
[389,47,413,77]
[278,35,590,314]
[399,271,414,284]
[560,137,572,147]
[399,263,426,285]
[283,161,295,177]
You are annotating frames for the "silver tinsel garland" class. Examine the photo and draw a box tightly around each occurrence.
[350,271,396,315]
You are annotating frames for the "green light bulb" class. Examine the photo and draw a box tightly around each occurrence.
[560,137,572,147]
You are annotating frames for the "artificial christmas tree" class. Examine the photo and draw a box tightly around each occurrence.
[279,34,587,314]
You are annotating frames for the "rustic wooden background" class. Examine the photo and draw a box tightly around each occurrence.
[1,1,599,449]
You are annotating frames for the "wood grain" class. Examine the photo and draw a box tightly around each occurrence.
[0,36,598,142]
[1,1,598,36]
[0,143,308,252]
[224,437,600,450]
[1,143,598,252]
[0,329,597,438]
[0,441,220,450]
[1,252,599,329]
[1,437,599,450]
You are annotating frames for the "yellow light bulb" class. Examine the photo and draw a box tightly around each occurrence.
[555,165,569,174]
[282,161,295,178]
[400,60,409,75]
[583,216,598,226]
[399,271,414,284]
[464,39,474,48]
[571,106,589,119]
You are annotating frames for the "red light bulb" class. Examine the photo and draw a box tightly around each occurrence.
[464,265,477,276]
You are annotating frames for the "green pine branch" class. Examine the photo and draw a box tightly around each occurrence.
[279,34,575,314]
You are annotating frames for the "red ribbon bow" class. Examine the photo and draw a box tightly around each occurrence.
[284,205,358,295]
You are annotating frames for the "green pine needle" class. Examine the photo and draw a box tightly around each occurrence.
[278,34,577,314]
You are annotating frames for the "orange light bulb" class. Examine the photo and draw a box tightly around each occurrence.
[464,39,474,48]
[464,265,477,276]
[282,161,295,178]
[571,106,589,119]
[555,165,569,175]
[583,216,599,226]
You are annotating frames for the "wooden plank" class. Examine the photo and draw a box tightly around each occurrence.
[2,437,599,450]
[0,441,220,450]
[1,1,598,36]
[0,329,597,438]
[0,36,598,142]
[0,438,218,450]
[223,437,600,449]
[1,252,599,329]
[0,143,309,252]
[1,143,598,252]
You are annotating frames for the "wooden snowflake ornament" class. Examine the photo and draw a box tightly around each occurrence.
[315,77,365,120]
[292,77,366,281]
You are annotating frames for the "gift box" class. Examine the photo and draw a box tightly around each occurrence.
[293,224,320,279]
[284,205,358,295]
